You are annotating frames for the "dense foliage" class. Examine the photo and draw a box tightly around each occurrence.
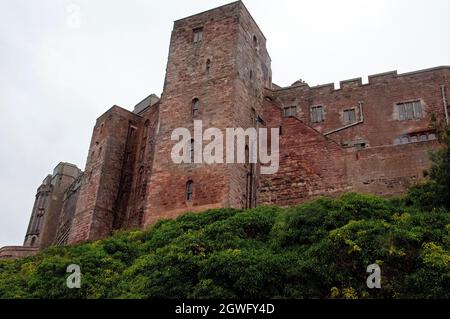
[0,192,448,299]
[405,120,450,210]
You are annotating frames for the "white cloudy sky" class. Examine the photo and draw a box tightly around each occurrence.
[0,0,449,247]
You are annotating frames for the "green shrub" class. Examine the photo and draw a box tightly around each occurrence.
[1,192,448,299]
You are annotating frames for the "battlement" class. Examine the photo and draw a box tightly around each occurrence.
[273,66,450,93]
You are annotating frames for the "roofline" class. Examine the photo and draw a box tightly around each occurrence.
[270,65,450,92]
[174,1,241,23]
[173,1,267,41]
[134,93,159,108]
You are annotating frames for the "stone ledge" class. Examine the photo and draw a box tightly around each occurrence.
[0,246,39,260]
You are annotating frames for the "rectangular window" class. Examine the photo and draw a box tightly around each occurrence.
[343,109,356,124]
[398,101,422,121]
[283,106,297,117]
[311,105,324,123]
[193,28,203,43]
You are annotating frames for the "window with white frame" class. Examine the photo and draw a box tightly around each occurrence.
[397,101,422,121]
[193,28,203,43]
[343,108,356,124]
[311,105,324,123]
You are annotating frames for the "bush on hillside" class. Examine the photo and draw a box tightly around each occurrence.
[0,193,448,299]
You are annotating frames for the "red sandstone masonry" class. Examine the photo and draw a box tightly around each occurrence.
[144,1,269,226]
[68,107,143,243]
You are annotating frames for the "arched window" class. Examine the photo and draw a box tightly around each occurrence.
[186,181,194,201]
[30,236,37,247]
[192,98,200,118]
[190,139,195,163]
[253,35,258,50]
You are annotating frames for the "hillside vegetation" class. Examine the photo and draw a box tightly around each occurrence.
[0,125,448,299]
[0,191,448,299]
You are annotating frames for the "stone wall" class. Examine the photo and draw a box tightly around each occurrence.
[259,67,449,206]
[68,106,143,244]
[0,246,38,260]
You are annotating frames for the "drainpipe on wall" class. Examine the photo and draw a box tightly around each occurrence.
[441,85,449,123]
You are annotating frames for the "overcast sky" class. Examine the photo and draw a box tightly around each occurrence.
[1,0,449,247]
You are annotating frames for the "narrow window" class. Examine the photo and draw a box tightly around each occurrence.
[193,27,203,43]
[186,181,194,201]
[343,109,356,124]
[30,236,37,246]
[251,108,256,125]
[190,139,195,163]
[206,59,211,72]
[283,106,296,117]
[192,98,200,118]
[143,120,150,141]
[253,35,258,51]
[35,214,43,232]
[311,105,324,123]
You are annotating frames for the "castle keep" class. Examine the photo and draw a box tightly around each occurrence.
[1,1,449,258]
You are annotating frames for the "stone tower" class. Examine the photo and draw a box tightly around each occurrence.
[143,1,272,226]
[24,163,81,249]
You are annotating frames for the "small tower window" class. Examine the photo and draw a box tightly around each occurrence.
[206,59,211,72]
[192,98,200,118]
[253,35,258,51]
[186,181,194,201]
[193,27,203,43]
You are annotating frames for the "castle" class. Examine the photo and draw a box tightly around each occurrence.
[1,1,449,259]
